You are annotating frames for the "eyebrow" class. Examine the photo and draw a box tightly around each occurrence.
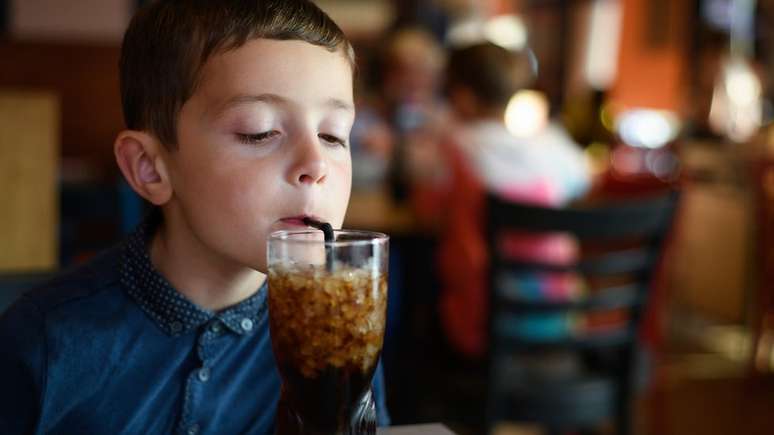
[212,93,354,118]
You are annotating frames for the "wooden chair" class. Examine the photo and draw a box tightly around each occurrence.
[485,191,679,435]
[0,91,59,273]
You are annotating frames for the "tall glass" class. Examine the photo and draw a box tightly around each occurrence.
[267,230,389,435]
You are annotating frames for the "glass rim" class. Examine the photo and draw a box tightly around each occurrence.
[268,229,389,246]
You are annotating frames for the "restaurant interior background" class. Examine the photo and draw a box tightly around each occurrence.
[1,0,774,434]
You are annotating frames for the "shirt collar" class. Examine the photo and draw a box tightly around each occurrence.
[120,210,267,337]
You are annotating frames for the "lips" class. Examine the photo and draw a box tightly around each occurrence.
[272,214,325,230]
[278,217,307,227]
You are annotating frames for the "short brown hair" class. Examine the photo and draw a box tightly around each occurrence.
[445,42,534,108]
[120,0,354,148]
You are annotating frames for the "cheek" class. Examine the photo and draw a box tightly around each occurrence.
[216,163,282,218]
[330,154,352,191]
[328,158,352,226]
[175,155,271,219]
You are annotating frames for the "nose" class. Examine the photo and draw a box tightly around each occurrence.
[288,134,328,186]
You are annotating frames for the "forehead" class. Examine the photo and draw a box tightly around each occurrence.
[194,39,354,115]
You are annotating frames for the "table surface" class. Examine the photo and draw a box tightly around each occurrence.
[344,189,417,235]
[377,424,456,435]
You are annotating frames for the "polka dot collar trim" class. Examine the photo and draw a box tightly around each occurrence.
[120,211,267,337]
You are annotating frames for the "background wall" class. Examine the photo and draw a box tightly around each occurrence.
[9,0,132,42]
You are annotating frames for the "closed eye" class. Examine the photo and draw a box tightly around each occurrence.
[319,133,347,148]
[236,131,280,145]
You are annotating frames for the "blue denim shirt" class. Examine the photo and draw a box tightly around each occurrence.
[0,217,390,434]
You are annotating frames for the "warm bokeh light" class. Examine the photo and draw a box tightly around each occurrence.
[584,0,622,90]
[504,89,549,138]
[584,142,611,176]
[615,109,680,149]
[709,56,762,143]
[445,18,483,47]
[645,148,681,181]
[483,14,527,51]
[446,14,527,51]
[599,103,616,132]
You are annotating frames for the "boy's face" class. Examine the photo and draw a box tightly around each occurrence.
[163,39,354,273]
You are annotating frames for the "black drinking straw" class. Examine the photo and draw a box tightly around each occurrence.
[303,217,335,272]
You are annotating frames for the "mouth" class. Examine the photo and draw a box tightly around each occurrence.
[274,214,325,229]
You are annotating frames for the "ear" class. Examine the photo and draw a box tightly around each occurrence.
[114,130,173,206]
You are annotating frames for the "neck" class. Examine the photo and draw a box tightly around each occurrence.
[149,216,265,312]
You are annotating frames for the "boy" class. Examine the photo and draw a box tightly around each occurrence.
[0,1,390,433]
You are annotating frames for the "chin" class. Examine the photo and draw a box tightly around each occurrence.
[247,259,268,274]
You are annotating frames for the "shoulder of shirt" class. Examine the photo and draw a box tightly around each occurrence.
[20,244,124,315]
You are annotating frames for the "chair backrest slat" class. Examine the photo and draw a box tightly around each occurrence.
[500,248,657,277]
[497,280,643,313]
[488,192,678,240]
[492,320,636,350]
[579,248,656,276]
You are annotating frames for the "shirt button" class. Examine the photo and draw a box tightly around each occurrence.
[198,367,210,383]
[210,322,222,334]
[241,318,254,332]
[187,423,200,435]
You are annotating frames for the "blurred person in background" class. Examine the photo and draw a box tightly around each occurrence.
[349,27,448,194]
[410,42,591,360]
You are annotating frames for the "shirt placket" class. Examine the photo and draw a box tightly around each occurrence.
[178,320,224,435]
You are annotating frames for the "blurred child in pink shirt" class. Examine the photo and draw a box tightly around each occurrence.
[410,42,590,359]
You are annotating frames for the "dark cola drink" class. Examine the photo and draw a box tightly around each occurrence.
[268,264,387,435]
